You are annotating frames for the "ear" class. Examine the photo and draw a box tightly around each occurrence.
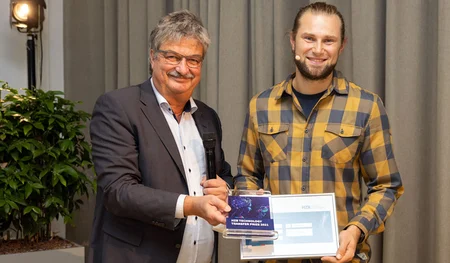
[339,37,347,54]
[149,49,156,65]
[289,32,296,51]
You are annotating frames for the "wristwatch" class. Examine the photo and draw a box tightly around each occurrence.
[358,231,365,243]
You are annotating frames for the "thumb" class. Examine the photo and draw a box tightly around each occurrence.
[211,196,231,212]
[200,176,207,186]
[336,239,348,260]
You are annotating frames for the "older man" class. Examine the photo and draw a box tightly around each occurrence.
[88,10,231,263]
[234,2,403,263]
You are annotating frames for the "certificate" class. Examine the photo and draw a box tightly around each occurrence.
[240,193,339,260]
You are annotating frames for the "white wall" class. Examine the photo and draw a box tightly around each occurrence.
[0,0,63,93]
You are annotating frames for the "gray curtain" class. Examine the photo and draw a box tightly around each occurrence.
[63,0,450,262]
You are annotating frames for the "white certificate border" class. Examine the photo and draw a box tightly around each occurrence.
[240,193,340,260]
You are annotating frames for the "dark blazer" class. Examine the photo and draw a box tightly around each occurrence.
[87,78,232,263]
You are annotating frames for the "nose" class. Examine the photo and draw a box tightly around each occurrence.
[312,41,323,54]
[176,58,190,75]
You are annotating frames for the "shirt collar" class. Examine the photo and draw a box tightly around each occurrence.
[276,70,349,100]
[150,77,198,114]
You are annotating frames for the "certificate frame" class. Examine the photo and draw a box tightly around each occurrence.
[240,193,340,260]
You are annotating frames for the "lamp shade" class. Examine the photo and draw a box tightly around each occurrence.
[10,0,46,32]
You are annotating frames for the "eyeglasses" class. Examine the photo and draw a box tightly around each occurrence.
[155,49,203,68]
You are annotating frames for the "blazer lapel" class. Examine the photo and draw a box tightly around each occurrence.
[192,104,209,139]
[139,79,186,180]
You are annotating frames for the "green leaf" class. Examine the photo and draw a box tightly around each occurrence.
[46,101,54,112]
[92,180,97,191]
[81,160,92,167]
[56,121,65,128]
[9,196,26,206]
[43,197,53,208]
[25,183,33,198]
[33,122,45,130]
[60,140,73,152]
[4,203,10,214]
[24,206,32,214]
[8,180,18,190]
[4,111,20,117]
[32,183,45,189]
[11,151,19,161]
[23,124,33,136]
[50,90,64,96]
[52,173,59,186]
[21,155,32,162]
[63,165,79,179]
[64,215,73,224]
[81,141,91,152]
[68,131,76,139]
[22,142,31,150]
[52,197,64,206]
[29,139,42,148]
[38,167,50,179]
[31,206,42,215]
[53,114,65,121]
[57,173,67,186]
[0,200,5,207]
[32,149,45,158]
[30,212,38,221]
[48,150,57,159]
[6,200,19,210]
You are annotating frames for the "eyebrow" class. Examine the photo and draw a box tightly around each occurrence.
[162,50,203,58]
[301,33,338,39]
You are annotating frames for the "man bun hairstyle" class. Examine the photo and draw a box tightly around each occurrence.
[291,2,345,44]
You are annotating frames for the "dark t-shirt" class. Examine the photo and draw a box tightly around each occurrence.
[292,87,326,119]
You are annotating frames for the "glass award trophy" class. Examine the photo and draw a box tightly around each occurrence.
[221,190,278,240]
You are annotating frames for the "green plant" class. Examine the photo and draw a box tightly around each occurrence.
[0,81,95,242]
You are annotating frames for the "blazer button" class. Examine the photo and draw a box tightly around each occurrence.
[175,244,181,249]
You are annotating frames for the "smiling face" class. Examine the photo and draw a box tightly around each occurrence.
[290,11,346,81]
[150,37,204,101]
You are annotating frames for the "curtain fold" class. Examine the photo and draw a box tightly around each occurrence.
[64,1,450,262]
[436,3,450,262]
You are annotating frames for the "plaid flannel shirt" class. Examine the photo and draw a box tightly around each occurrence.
[234,71,404,263]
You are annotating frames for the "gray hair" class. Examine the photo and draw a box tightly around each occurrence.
[149,10,210,74]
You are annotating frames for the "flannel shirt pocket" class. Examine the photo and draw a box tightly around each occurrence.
[322,123,363,164]
[258,123,289,162]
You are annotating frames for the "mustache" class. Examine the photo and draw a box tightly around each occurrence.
[168,70,195,79]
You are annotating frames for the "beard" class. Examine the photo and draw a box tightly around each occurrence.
[294,56,336,81]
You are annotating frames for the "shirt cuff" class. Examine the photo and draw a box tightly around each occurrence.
[175,194,187,219]
[345,222,367,244]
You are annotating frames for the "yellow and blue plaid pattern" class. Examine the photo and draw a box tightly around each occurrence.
[234,71,404,263]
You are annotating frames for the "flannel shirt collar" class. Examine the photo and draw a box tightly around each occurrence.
[275,70,349,101]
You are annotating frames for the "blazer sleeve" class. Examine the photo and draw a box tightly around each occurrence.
[90,92,180,230]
